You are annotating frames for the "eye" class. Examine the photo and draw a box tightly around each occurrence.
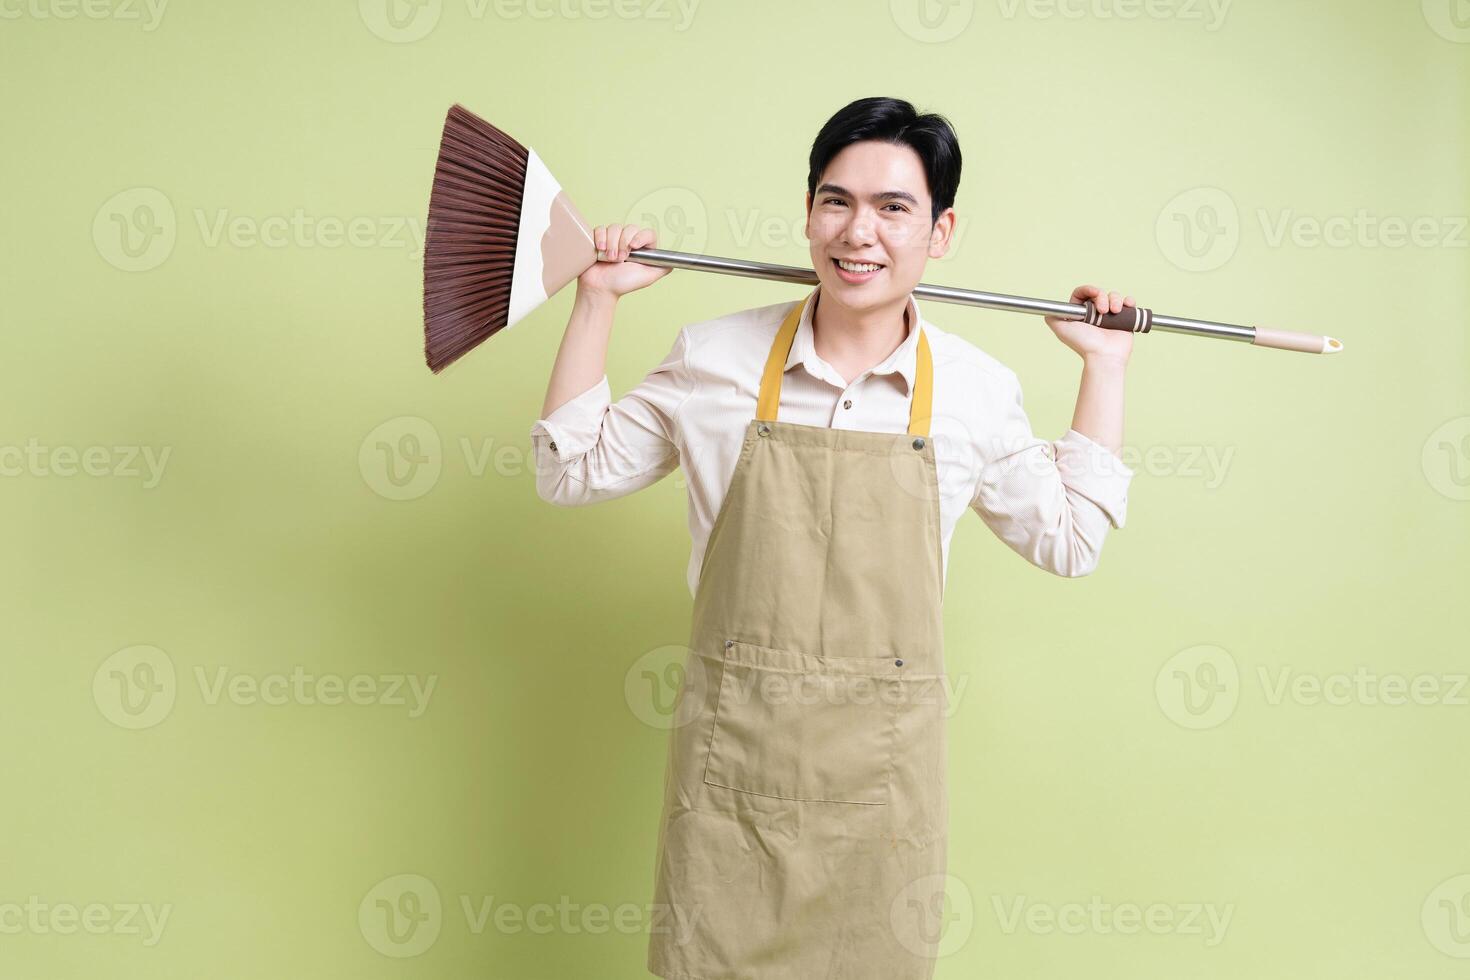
[883,203,906,213]
[822,197,845,206]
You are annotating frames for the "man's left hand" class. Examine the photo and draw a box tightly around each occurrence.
[1045,284,1137,364]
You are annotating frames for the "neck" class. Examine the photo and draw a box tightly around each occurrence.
[811,290,912,384]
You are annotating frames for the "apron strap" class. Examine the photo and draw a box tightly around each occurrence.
[756,295,933,438]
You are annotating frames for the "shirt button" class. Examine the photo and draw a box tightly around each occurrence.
[842,399,852,409]
[548,440,557,452]
[895,658,904,667]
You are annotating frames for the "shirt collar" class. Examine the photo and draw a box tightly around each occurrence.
[784,286,924,394]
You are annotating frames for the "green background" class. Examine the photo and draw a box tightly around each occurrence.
[3,0,1468,977]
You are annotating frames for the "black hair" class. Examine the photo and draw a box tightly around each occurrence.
[806,97,961,227]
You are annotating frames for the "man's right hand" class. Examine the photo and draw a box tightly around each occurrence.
[577,224,671,300]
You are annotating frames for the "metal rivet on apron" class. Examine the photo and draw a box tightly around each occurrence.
[725,638,733,649]
[757,423,771,436]
[912,437,925,451]
[895,658,904,667]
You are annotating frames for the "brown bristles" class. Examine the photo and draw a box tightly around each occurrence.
[422,103,529,373]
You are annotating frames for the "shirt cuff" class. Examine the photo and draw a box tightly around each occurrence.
[1052,428,1135,530]
[528,375,612,463]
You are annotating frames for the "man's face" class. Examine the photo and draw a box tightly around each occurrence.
[804,140,955,318]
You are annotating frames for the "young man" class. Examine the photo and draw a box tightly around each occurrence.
[530,97,1136,980]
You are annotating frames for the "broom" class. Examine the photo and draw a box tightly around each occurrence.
[422,103,1343,374]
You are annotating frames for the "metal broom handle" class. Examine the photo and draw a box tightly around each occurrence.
[620,247,1334,351]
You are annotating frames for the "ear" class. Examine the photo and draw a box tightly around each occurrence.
[802,191,813,240]
[927,207,957,260]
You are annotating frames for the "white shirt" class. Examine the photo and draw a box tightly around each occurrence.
[529,286,1135,598]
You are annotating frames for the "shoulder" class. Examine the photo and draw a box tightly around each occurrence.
[918,316,1022,397]
[681,298,793,344]
[677,297,795,367]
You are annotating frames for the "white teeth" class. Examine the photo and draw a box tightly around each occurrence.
[836,259,881,273]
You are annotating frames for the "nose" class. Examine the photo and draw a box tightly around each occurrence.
[841,206,877,248]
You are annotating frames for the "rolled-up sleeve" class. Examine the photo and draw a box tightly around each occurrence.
[969,370,1134,577]
[528,326,691,506]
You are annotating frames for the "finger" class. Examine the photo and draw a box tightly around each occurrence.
[1123,295,1135,307]
[1073,284,1100,305]
[593,225,606,258]
[618,224,636,261]
[631,225,656,250]
[625,225,643,260]
[1108,290,1123,314]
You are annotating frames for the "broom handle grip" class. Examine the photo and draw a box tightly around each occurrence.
[623,247,1341,355]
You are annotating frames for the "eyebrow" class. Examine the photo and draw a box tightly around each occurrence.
[814,183,919,207]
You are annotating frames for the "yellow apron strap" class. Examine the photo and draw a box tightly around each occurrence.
[755,295,933,438]
[755,300,805,422]
[907,327,932,438]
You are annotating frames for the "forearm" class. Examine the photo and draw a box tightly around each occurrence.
[540,285,618,418]
[1068,355,1129,457]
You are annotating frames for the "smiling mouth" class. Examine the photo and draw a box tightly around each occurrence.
[832,258,885,276]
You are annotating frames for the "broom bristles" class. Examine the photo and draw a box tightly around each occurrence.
[423,104,529,373]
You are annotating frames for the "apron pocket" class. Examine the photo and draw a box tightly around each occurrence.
[702,638,900,805]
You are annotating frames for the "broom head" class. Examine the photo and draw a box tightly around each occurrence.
[423,104,597,373]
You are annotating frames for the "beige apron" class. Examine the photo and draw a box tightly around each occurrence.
[648,293,950,980]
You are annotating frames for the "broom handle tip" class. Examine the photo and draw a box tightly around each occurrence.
[1252,326,1344,355]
